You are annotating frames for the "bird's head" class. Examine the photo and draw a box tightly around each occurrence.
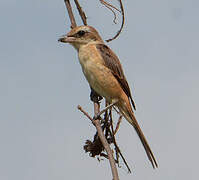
[58,26,103,50]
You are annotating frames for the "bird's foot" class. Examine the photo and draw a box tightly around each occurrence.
[93,101,118,121]
[90,89,103,103]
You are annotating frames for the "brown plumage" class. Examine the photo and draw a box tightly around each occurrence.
[96,44,136,110]
[58,25,158,168]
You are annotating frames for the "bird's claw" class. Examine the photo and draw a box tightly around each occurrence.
[90,89,103,103]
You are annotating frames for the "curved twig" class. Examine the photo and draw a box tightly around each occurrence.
[106,0,125,42]
[100,0,121,24]
[100,0,117,24]
[100,0,121,12]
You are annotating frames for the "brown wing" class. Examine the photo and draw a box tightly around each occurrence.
[96,44,136,110]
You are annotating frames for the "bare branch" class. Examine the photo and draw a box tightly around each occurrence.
[78,104,119,180]
[93,102,119,180]
[106,0,125,42]
[109,110,132,173]
[100,0,121,12]
[64,0,77,29]
[100,0,117,24]
[74,0,87,25]
[100,0,122,25]
[77,105,93,121]
[114,139,132,173]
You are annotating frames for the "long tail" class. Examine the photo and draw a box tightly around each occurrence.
[119,104,158,168]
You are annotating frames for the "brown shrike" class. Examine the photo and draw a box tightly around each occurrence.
[58,26,158,168]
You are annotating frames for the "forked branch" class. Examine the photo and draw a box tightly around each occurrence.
[78,104,119,180]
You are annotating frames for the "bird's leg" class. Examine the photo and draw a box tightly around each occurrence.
[90,87,117,120]
[93,100,118,120]
[90,87,103,103]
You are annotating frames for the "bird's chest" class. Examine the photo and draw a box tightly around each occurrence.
[78,46,102,83]
[79,54,104,86]
[77,45,120,102]
[78,49,108,89]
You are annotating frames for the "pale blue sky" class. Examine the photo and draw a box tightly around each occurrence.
[0,0,199,179]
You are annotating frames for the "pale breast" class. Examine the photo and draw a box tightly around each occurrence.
[78,43,123,102]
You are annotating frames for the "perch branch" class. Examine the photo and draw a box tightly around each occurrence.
[94,102,119,180]
[78,104,119,180]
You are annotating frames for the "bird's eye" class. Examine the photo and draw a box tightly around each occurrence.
[77,30,85,37]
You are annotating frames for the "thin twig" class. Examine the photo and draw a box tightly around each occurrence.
[100,0,120,24]
[74,0,87,25]
[106,0,125,42]
[64,0,77,29]
[101,3,117,24]
[77,105,93,122]
[114,140,132,173]
[100,0,121,12]
[109,111,132,173]
[114,115,122,135]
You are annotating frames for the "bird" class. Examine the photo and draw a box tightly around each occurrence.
[58,25,158,168]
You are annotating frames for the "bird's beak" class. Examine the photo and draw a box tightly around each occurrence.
[58,34,76,43]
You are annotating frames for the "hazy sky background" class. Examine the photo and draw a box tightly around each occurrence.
[0,0,199,179]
